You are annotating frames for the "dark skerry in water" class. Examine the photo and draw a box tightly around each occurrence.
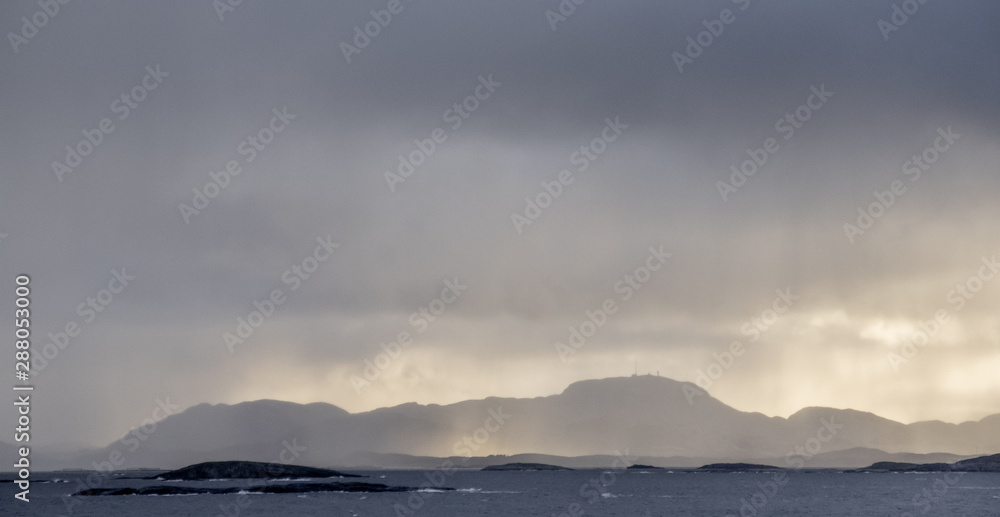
[697,463,785,472]
[146,460,362,480]
[75,481,441,496]
[855,453,1000,473]
[482,462,573,471]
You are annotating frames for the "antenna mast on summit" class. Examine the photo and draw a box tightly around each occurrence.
[633,359,637,377]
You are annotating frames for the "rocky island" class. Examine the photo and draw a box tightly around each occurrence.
[697,463,785,472]
[146,460,362,480]
[74,460,450,496]
[75,481,437,496]
[855,454,1000,473]
[482,463,573,471]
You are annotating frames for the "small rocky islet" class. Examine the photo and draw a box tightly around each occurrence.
[482,463,573,471]
[145,460,362,480]
[76,481,424,496]
[73,461,451,496]
[854,453,1000,473]
[697,463,784,472]
[627,464,665,470]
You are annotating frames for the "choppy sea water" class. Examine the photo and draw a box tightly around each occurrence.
[3,469,999,516]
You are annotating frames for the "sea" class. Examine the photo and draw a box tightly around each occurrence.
[3,469,999,516]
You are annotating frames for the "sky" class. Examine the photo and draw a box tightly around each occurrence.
[1,0,999,448]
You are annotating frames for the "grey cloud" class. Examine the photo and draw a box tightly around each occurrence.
[1,0,999,447]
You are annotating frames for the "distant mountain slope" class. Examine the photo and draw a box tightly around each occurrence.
[35,376,1000,470]
[138,400,348,453]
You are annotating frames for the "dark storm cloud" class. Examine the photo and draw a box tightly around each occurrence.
[1,0,999,446]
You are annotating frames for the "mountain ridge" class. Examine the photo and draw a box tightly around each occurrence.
[17,376,1000,471]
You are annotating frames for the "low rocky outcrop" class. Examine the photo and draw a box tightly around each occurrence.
[952,454,1000,472]
[75,481,438,496]
[482,463,573,471]
[146,460,362,480]
[856,454,1000,473]
[697,463,784,472]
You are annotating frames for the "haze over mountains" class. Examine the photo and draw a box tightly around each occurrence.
[12,376,999,471]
